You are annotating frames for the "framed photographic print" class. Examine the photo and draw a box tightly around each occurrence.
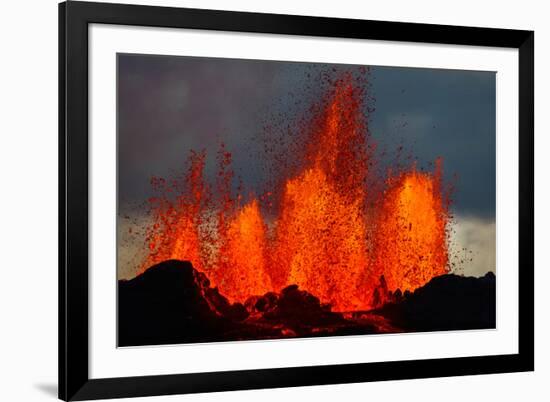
[59,1,534,400]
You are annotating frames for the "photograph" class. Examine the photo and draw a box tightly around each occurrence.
[0,0,542,400]
[117,54,497,347]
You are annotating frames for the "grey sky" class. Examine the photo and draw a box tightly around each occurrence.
[117,53,496,219]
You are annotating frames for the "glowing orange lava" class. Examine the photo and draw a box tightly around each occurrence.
[139,73,450,311]
[216,198,272,303]
[140,150,207,273]
[273,166,369,310]
[371,160,449,293]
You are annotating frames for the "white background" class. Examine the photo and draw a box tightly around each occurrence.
[0,0,546,401]
[89,24,519,379]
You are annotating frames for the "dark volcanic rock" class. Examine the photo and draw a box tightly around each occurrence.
[119,259,495,346]
[118,260,247,346]
[118,260,375,345]
[245,292,279,314]
[371,275,390,309]
[247,285,358,336]
[266,285,331,320]
[376,272,496,332]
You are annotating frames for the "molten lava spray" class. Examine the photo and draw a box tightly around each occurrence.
[270,76,370,310]
[372,160,449,293]
[141,150,207,273]
[216,198,272,302]
[139,72,450,310]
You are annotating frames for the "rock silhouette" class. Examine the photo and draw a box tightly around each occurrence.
[243,285,356,337]
[118,260,496,346]
[375,272,496,331]
[118,260,247,346]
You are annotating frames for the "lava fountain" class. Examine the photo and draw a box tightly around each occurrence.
[371,159,449,293]
[139,73,450,311]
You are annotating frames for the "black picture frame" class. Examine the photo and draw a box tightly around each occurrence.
[59,1,534,400]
